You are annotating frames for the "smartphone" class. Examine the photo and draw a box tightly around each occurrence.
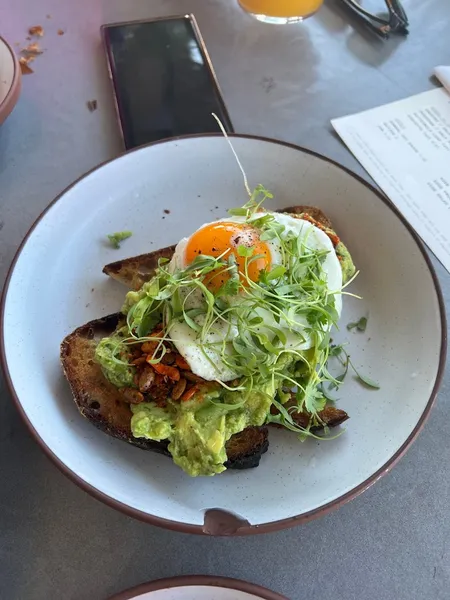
[102,15,234,150]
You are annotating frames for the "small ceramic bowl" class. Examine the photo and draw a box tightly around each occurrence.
[0,35,21,125]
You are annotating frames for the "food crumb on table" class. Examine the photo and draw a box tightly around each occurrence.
[19,58,34,74]
[86,100,98,112]
[24,42,43,54]
[28,25,44,37]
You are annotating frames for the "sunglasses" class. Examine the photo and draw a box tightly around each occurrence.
[337,0,409,39]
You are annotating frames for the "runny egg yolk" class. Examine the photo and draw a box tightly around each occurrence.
[185,222,271,293]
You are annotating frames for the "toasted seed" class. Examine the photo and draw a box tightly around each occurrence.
[120,387,144,404]
[151,362,180,381]
[161,351,175,365]
[181,384,198,402]
[138,366,156,393]
[182,371,205,383]
[132,356,147,366]
[141,342,156,355]
[171,377,187,401]
[142,339,164,353]
[175,354,190,370]
[141,330,164,353]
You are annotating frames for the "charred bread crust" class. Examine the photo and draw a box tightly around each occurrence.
[224,426,269,469]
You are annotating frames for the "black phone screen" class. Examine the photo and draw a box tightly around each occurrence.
[102,16,233,149]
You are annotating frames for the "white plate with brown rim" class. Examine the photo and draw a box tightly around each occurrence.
[107,576,287,600]
[1,134,446,535]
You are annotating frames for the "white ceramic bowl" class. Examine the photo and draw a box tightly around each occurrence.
[0,35,21,125]
[1,135,446,534]
[108,576,287,600]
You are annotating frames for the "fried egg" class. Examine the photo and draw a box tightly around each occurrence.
[167,212,343,381]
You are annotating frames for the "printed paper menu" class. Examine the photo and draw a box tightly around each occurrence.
[332,87,450,272]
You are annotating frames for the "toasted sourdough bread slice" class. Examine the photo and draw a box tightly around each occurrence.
[61,313,269,470]
[103,205,335,290]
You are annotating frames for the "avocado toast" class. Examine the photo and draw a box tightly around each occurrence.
[61,200,354,476]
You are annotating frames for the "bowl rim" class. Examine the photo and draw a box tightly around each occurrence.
[0,35,21,125]
[107,575,287,600]
[1,133,447,535]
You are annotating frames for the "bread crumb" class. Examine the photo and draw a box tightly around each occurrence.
[46,14,51,19]
[24,42,43,55]
[86,99,98,112]
[163,209,170,214]
[57,29,65,35]
[19,58,34,74]
[19,54,35,64]
[28,25,44,37]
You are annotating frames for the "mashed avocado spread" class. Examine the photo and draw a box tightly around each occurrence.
[96,332,299,477]
[336,242,355,284]
[130,382,275,477]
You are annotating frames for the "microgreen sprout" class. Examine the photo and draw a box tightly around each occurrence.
[107,230,132,249]
[347,316,368,332]
[328,344,380,390]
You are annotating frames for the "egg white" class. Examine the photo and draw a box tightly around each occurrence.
[167,212,343,382]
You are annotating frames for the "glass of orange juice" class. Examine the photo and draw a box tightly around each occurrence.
[238,0,324,23]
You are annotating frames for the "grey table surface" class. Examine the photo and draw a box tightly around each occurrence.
[1,0,449,599]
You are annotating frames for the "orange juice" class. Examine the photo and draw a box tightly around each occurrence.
[239,0,323,21]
